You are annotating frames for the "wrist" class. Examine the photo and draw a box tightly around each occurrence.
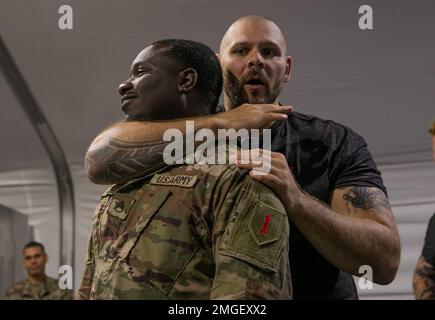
[209,114,227,131]
[283,189,306,219]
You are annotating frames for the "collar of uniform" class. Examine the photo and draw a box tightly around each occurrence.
[216,104,225,113]
[21,279,33,297]
[22,277,50,298]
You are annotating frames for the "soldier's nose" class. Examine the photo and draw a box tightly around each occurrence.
[118,80,134,96]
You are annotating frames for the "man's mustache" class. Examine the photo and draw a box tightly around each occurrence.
[241,69,268,84]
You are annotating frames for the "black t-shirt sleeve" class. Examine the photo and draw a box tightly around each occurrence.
[331,128,387,196]
[422,214,435,265]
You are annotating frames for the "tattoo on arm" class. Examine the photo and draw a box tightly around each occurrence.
[413,256,435,299]
[342,187,391,213]
[85,136,169,184]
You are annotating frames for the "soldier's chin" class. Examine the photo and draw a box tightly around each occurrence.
[28,269,42,276]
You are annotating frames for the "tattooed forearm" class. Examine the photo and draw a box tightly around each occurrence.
[342,187,391,213]
[85,136,169,185]
[413,256,435,299]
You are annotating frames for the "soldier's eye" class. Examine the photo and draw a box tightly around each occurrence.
[137,68,149,76]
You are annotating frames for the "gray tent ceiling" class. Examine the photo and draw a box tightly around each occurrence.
[1,0,434,168]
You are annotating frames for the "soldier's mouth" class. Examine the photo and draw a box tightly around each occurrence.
[121,94,138,112]
[121,94,137,104]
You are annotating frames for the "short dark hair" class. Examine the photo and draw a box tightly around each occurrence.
[152,39,222,114]
[23,241,45,254]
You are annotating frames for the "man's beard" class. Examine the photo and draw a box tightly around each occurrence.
[223,70,281,108]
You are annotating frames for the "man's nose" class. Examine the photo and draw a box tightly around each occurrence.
[118,80,133,96]
[247,50,265,69]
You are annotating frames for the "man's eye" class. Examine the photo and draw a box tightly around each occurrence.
[261,48,277,58]
[232,48,247,55]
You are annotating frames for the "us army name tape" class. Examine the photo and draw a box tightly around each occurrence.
[150,174,198,188]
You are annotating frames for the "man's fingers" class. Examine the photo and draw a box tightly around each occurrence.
[267,113,289,122]
[236,160,263,169]
[236,149,271,161]
[265,105,294,114]
[248,170,281,185]
[239,103,294,114]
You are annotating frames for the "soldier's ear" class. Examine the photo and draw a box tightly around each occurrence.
[178,68,198,93]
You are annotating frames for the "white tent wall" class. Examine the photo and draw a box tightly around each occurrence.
[0,73,61,295]
[0,168,61,295]
[0,205,33,295]
[356,162,435,299]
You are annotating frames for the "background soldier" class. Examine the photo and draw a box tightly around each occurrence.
[2,242,73,300]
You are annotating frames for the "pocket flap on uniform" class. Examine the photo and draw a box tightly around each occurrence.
[117,189,171,260]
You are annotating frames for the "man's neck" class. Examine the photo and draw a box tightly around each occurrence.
[223,95,233,111]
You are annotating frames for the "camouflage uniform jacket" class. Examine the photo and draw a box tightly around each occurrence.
[78,164,292,300]
[2,276,73,300]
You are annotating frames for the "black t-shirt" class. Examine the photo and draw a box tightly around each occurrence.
[422,214,435,265]
[267,111,387,300]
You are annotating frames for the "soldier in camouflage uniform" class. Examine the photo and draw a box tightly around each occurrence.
[79,162,291,299]
[2,242,73,300]
[79,39,292,300]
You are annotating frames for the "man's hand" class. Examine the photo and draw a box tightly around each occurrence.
[236,149,302,215]
[236,149,401,285]
[216,104,293,130]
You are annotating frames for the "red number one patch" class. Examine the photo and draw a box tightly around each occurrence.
[260,215,271,235]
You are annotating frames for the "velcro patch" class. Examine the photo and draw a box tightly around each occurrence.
[248,201,283,246]
[108,197,136,220]
[222,199,287,271]
[150,174,198,188]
